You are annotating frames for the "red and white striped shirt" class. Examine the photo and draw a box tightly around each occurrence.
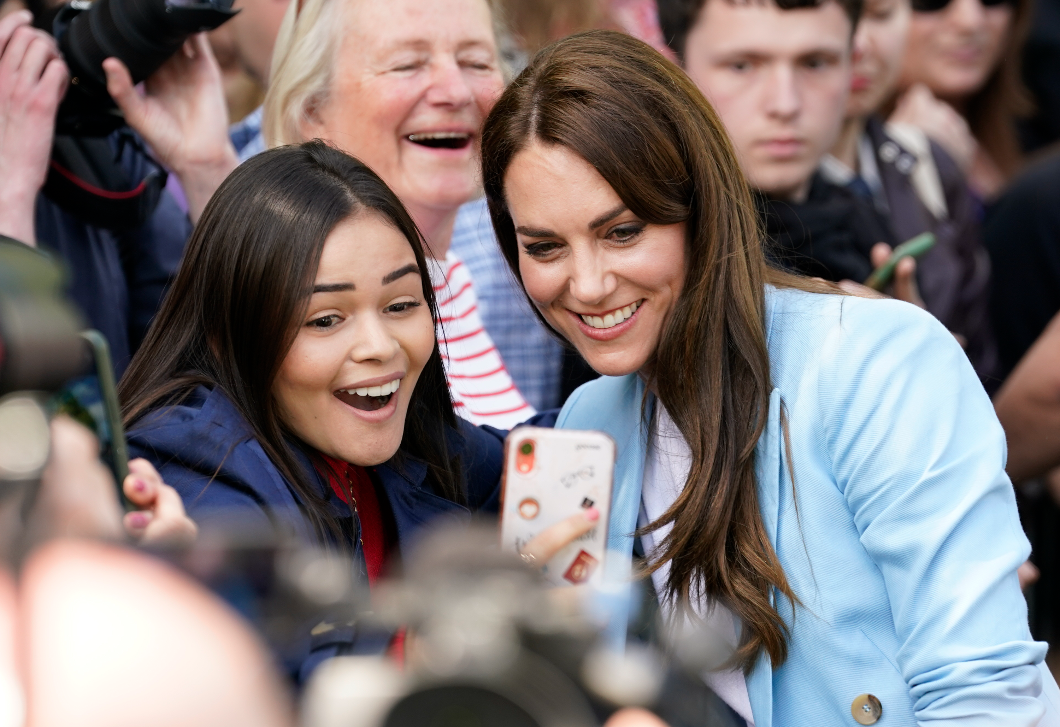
[428,252,535,429]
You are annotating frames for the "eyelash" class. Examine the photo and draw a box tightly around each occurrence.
[522,224,645,260]
[305,301,421,328]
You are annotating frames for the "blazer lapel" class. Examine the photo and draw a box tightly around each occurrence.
[746,388,785,727]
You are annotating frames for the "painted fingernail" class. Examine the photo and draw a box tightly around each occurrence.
[128,513,148,529]
[134,479,147,493]
[585,507,600,522]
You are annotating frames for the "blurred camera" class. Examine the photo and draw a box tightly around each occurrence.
[302,526,743,727]
[50,0,237,136]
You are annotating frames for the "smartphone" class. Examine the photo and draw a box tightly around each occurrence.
[49,330,130,508]
[863,232,936,291]
[499,427,615,587]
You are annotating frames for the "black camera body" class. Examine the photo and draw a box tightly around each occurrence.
[52,0,237,137]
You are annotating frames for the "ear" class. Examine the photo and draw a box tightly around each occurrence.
[298,96,328,142]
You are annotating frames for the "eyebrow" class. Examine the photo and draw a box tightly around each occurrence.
[382,263,421,285]
[515,204,631,239]
[310,264,419,294]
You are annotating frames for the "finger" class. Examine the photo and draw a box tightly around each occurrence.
[0,24,36,86]
[142,484,197,546]
[0,10,32,60]
[38,55,68,105]
[122,473,157,508]
[522,508,600,564]
[604,708,671,727]
[15,33,59,89]
[123,509,154,537]
[102,57,147,125]
[893,257,924,308]
[1018,561,1040,591]
[870,242,892,269]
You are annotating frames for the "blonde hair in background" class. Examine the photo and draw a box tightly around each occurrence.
[262,0,346,148]
[263,0,512,150]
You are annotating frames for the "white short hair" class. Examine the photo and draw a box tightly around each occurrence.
[263,0,511,150]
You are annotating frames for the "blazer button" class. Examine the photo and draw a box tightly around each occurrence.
[851,694,882,724]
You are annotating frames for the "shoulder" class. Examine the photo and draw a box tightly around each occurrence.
[765,286,965,394]
[449,419,505,511]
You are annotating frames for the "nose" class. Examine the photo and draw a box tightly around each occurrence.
[948,0,988,30]
[425,55,474,109]
[567,244,618,306]
[349,312,401,365]
[764,63,801,121]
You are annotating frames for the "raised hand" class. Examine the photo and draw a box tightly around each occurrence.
[0,10,68,246]
[103,33,237,223]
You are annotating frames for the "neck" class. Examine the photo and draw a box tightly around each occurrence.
[832,115,867,172]
[408,205,458,260]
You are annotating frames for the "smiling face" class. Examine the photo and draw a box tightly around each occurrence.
[504,142,686,377]
[682,0,853,201]
[899,0,1013,102]
[301,0,504,223]
[273,213,436,466]
[849,0,912,117]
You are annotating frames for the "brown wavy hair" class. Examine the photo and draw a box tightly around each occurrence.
[481,30,823,671]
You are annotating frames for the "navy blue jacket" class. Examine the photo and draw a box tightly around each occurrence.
[126,385,509,682]
[36,135,192,376]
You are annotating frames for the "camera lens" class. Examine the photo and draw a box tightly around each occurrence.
[520,442,533,455]
[53,0,236,135]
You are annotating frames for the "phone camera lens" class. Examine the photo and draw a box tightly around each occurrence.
[520,442,533,455]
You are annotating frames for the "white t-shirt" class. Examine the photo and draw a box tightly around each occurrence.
[640,404,755,726]
[428,252,535,430]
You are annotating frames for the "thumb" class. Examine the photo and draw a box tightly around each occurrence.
[893,256,924,308]
[102,57,146,125]
[870,242,892,269]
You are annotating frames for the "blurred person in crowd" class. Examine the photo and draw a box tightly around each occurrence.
[894,0,1033,199]
[221,0,292,160]
[263,0,563,422]
[1020,0,1060,151]
[985,150,1060,380]
[119,143,591,683]
[822,0,997,376]
[658,3,899,297]
[208,21,266,126]
[482,30,1060,724]
[995,309,1060,487]
[0,417,292,727]
[0,9,208,376]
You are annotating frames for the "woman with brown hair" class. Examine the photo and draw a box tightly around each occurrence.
[485,30,1059,725]
[893,0,1033,198]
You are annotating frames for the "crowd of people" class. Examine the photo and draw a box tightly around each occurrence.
[3,0,1060,722]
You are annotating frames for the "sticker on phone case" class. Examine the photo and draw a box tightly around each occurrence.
[563,550,599,584]
[518,498,540,520]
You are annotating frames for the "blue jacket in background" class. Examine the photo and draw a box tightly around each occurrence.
[127,385,507,683]
[36,134,192,376]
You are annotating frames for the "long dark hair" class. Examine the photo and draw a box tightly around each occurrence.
[120,141,462,541]
[482,30,807,671]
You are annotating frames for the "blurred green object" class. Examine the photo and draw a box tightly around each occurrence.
[863,232,937,292]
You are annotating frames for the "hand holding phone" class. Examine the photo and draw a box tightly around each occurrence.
[499,427,615,587]
[863,232,936,291]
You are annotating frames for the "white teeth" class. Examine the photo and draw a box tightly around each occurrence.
[346,380,400,398]
[580,301,642,329]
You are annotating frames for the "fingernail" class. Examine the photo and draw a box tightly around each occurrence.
[134,479,147,493]
[128,513,148,529]
[585,507,599,522]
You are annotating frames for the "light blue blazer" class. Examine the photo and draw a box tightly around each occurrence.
[557,287,1060,726]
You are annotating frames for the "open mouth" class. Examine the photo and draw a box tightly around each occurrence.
[334,379,400,412]
[406,132,472,150]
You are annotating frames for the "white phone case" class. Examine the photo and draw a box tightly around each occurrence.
[499,427,615,587]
